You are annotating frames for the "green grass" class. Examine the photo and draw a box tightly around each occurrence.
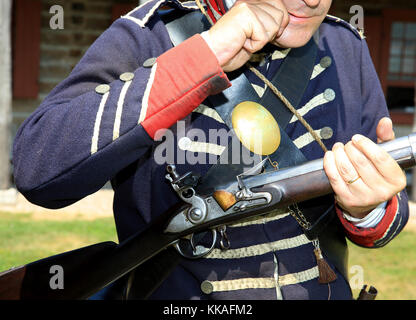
[0,212,118,271]
[0,211,415,300]
[348,231,416,300]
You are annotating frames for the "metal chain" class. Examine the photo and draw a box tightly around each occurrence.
[218,225,231,250]
[288,203,311,230]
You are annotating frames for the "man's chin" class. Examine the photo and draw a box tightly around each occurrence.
[272,28,316,49]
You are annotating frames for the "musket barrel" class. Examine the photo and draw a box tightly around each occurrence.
[245,133,416,190]
[410,132,416,160]
[381,132,416,170]
[245,133,416,207]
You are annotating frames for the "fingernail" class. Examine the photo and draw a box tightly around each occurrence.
[352,134,363,143]
[326,150,334,161]
[333,142,344,150]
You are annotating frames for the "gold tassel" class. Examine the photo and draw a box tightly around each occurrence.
[313,245,337,284]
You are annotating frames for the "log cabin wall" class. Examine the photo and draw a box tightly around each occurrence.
[11,0,138,139]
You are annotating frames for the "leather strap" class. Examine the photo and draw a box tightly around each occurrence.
[160,9,211,46]
[259,38,317,130]
[120,9,349,300]
[160,9,349,282]
[162,9,318,193]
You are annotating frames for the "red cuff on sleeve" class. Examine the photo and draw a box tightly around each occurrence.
[336,196,399,247]
[141,34,231,139]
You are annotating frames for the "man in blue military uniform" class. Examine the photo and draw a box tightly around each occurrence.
[12,0,408,299]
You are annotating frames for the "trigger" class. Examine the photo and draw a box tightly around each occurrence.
[173,229,218,259]
[190,234,197,254]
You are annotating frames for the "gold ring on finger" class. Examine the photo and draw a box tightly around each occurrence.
[347,176,361,185]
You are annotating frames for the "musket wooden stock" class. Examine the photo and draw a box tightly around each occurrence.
[0,266,26,300]
[0,242,118,299]
[269,167,333,208]
[0,133,414,300]
[213,190,237,211]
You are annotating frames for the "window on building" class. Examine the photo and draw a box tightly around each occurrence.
[388,22,416,83]
[376,9,416,125]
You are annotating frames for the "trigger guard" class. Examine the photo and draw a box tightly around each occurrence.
[173,229,217,259]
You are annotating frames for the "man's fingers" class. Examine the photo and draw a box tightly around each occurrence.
[253,4,286,39]
[351,134,405,187]
[323,150,352,198]
[243,3,286,52]
[344,141,382,184]
[324,146,377,217]
[332,143,360,184]
[344,141,392,201]
[332,142,373,193]
[376,117,395,143]
[258,1,289,37]
[326,135,407,218]
[242,10,269,53]
[207,0,289,71]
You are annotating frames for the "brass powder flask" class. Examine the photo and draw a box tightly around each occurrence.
[231,101,281,156]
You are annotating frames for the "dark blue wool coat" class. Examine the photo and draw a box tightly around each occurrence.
[12,0,409,300]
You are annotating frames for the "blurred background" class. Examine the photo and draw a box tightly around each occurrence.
[0,0,415,299]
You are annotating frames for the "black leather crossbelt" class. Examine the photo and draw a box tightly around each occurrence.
[123,8,350,299]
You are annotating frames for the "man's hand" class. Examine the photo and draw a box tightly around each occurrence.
[206,0,289,72]
[323,117,407,219]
